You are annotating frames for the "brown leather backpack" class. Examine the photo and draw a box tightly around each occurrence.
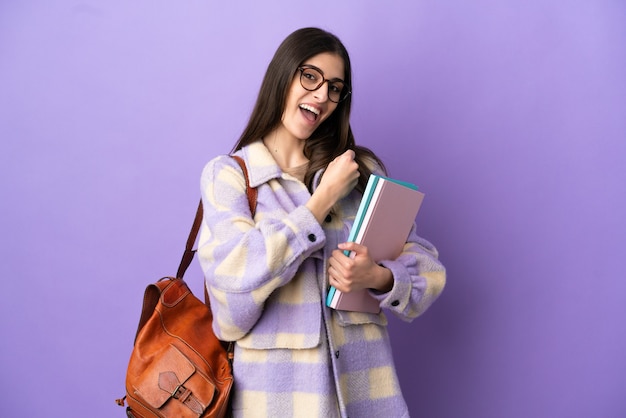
[116,156,256,417]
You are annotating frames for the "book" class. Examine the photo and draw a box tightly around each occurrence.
[326,174,425,313]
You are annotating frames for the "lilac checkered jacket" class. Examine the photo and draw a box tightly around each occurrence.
[198,141,446,417]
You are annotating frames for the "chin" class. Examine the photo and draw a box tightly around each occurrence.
[295,129,317,141]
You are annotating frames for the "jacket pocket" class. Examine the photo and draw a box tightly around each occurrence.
[334,310,388,327]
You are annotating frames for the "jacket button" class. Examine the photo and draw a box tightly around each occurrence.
[335,350,340,358]
[391,300,400,307]
[308,233,316,242]
[324,214,332,223]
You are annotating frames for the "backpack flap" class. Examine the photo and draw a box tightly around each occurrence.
[133,344,216,413]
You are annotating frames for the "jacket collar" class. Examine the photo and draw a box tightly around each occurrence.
[234,140,326,191]
[234,141,283,188]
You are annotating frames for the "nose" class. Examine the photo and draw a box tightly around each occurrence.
[312,81,330,102]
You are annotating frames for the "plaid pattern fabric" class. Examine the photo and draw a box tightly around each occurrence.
[198,141,446,417]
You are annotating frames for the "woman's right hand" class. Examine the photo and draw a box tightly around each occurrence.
[306,150,360,223]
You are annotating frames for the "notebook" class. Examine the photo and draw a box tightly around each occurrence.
[326,174,425,313]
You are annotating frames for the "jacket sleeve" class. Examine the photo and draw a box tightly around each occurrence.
[198,156,326,341]
[370,225,446,321]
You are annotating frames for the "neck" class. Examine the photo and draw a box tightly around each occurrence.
[263,128,308,169]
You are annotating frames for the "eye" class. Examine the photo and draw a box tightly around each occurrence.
[329,82,343,94]
[303,69,319,82]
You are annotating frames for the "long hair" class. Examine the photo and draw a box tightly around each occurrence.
[232,27,385,192]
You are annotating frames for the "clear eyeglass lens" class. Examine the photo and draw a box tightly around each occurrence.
[300,67,346,103]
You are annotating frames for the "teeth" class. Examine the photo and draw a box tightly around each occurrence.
[299,104,320,115]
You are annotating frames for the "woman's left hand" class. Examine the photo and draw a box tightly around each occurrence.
[328,242,393,293]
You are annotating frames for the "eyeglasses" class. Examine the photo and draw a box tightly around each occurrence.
[297,65,351,103]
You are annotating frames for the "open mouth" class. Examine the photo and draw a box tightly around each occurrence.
[299,104,320,122]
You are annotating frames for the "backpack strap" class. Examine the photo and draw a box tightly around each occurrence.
[176,155,257,279]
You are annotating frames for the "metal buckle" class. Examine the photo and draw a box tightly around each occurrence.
[172,384,192,403]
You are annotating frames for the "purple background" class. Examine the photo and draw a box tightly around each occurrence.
[1,1,625,417]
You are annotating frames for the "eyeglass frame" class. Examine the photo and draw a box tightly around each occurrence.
[296,65,351,103]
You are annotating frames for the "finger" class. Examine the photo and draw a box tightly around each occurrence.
[329,256,347,276]
[331,248,348,259]
[332,249,355,269]
[328,267,342,285]
[338,241,365,254]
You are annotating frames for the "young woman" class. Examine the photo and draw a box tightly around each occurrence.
[198,27,446,418]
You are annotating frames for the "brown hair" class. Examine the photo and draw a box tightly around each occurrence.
[232,27,385,192]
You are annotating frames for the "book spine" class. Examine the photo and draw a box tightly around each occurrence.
[326,175,379,308]
[344,174,379,255]
[326,287,337,307]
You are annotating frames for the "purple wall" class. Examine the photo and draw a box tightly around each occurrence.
[1,1,625,417]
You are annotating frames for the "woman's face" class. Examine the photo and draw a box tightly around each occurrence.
[280,52,345,141]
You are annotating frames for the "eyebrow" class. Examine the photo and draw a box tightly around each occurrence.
[301,64,346,83]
